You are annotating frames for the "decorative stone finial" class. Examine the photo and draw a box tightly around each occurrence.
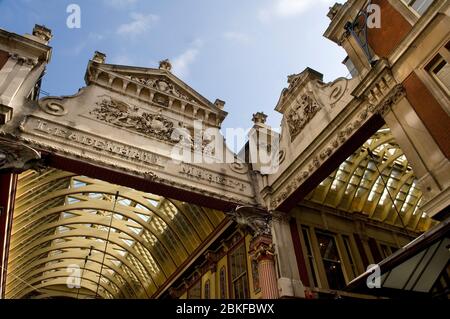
[159,59,172,71]
[92,51,106,63]
[214,99,225,110]
[327,3,343,20]
[252,112,267,125]
[32,24,52,43]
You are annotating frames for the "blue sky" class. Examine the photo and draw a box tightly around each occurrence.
[0,0,348,133]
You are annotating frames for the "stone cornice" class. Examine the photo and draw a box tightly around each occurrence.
[323,0,366,45]
[0,28,51,63]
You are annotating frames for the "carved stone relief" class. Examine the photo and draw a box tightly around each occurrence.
[0,137,42,172]
[286,94,321,141]
[125,75,196,103]
[90,97,178,143]
[225,206,271,238]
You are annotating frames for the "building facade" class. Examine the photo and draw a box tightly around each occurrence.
[0,0,448,299]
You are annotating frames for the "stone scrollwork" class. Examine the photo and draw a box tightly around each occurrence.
[225,206,271,238]
[286,93,321,141]
[90,97,179,143]
[315,77,349,107]
[229,161,249,174]
[39,99,68,116]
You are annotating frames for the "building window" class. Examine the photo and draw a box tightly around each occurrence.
[402,0,434,16]
[302,226,319,287]
[229,242,249,299]
[426,42,450,94]
[204,280,210,299]
[251,259,260,293]
[315,231,347,290]
[187,280,201,299]
[342,235,358,278]
[219,266,227,299]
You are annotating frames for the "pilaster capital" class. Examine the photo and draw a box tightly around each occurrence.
[270,210,291,224]
[368,84,406,117]
[249,234,275,262]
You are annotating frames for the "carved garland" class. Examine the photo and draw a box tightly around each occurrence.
[270,85,406,209]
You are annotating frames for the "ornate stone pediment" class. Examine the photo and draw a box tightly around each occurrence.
[85,55,227,128]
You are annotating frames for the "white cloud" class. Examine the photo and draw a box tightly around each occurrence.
[117,13,159,36]
[259,0,335,21]
[104,0,139,8]
[223,31,250,44]
[172,39,203,79]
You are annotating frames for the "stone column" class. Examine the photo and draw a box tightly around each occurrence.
[271,211,305,298]
[249,234,279,299]
[382,94,450,219]
[226,206,280,299]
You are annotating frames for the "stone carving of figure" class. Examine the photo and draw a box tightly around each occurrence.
[225,206,271,238]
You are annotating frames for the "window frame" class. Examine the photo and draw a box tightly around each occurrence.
[300,226,320,288]
[401,0,435,17]
[314,230,348,291]
[227,239,250,299]
[425,44,450,96]
[342,234,359,279]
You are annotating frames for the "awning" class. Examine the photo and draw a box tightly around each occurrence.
[346,216,449,299]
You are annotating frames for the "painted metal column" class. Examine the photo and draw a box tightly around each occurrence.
[250,234,279,299]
